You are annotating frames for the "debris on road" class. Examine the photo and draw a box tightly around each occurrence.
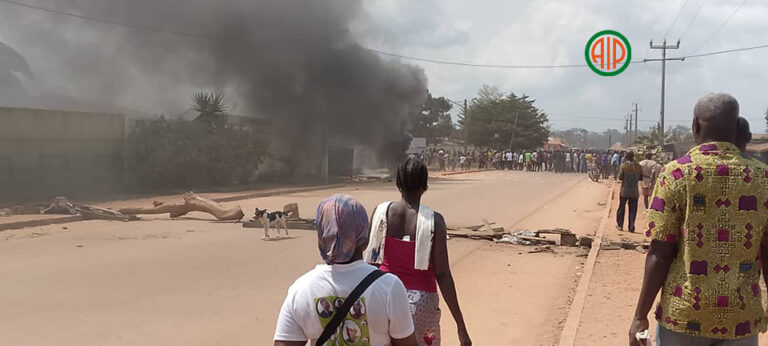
[449,222,586,248]
[528,246,555,254]
[3,197,137,221]
[119,192,244,221]
[579,236,594,248]
[601,239,650,251]
[447,222,506,241]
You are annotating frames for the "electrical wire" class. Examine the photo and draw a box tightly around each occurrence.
[683,42,768,58]
[0,0,235,40]
[362,47,652,69]
[663,0,691,39]
[679,0,706,40]
[690,0,747,54]
[1,0,766,69]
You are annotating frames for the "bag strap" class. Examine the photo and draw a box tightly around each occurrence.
[316,270,387,345]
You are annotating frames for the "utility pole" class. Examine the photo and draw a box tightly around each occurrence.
[645,40,683,144]
[628,113,633,145]
[625,117,630,146]
[633,103,638,144]
[509,112,519,151]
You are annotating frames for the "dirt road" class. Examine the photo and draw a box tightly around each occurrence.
[0,171,607,345]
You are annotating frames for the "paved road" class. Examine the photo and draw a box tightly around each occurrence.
[0,171,605,345]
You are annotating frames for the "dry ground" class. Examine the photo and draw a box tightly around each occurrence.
[0,170,607,345]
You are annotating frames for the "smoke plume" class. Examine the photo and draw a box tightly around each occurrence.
[0,0,427,172]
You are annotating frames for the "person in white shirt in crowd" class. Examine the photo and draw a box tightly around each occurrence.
[638,152,661,210]
[274,194,417,346]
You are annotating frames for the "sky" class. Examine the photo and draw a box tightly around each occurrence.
[359,0,768,132]
[0,0,766,133]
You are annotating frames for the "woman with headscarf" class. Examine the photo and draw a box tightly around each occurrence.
[364,158,472,346]
[274,194,418,346]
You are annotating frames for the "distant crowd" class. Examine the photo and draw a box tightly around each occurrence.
[420,147,650,179]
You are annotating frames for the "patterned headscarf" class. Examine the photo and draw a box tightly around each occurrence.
[316,194,370,264]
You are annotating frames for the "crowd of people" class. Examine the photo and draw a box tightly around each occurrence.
[422,146,649,179]
[273,92,768,346]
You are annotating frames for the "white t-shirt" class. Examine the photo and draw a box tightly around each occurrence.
[274,260,414,345]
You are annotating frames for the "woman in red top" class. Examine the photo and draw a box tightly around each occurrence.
[365,157,471,346]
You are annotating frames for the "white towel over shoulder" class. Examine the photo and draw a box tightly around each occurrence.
[363,201,435,270]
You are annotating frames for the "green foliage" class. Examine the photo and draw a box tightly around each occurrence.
[635,124,692,146]
[125,117,267,190]
[410,93,455,145]
[462,85,549,150]
[551,128,623,149]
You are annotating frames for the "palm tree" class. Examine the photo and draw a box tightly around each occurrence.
[191,91,228,127]
[635,124,689,147]
[0,41,32,105]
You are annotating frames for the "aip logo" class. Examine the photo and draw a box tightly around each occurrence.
[585,30,631,76]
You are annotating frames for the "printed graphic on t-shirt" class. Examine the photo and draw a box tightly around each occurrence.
[314,296,371,345]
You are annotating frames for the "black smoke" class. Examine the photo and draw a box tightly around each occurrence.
[0,0,427,172]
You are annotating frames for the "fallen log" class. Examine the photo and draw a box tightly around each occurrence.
[119,192,244,221]
[76,204,138,221]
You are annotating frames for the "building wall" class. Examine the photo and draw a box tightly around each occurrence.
[0,107,125,204]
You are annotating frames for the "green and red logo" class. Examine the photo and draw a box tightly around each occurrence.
[585,30,631,76]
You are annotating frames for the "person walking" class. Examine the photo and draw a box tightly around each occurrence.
[565,150,572,172]
[611,151,620,178]
[601,152,610,179]
[629,93,768,346]
[274,194,418,346]
[616,151,642,233]
[638,152,660,210]
[365,158,471,346]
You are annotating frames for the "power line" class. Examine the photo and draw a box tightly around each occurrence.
[0,0,234,40]
[2,0,768,70]
[690,0,747,54]
[360,46,641,69]
[663,0,691,39]
[683,42,768,58]
[679,0,706,40]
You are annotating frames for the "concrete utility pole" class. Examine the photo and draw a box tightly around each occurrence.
[625,117,630,146]
[628,113,633,145]
[645,40,683,144]
[633,103,639,144]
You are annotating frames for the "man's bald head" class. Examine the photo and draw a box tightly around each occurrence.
[735,116,752,153]
[692,93,739,144]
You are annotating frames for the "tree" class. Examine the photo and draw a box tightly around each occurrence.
[764,107,768,133]
[635,123,690,147]
[0,41,32,105]
[550,128,624,149]
[410,92,455,145]
[462,85,549,150]
[191,91,228,128]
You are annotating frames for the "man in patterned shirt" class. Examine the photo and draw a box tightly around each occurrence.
[629,93,768,345]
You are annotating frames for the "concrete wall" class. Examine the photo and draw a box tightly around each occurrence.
[0,107,125,203]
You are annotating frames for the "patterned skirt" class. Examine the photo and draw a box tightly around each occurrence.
[407,290,441,346]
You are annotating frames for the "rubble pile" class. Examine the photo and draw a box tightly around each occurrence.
[447,221,587,248]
